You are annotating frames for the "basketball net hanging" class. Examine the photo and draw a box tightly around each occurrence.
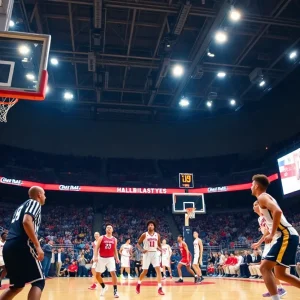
[0,97,18,123]
[186,208,196,219]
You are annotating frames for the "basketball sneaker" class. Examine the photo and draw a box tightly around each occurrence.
[175,279,183,283]
[100,286,108,297]
[114,292,119,298]
[128,275,134,280]
[136,284,141,294]
[88,283,97,290]
[194,276,198,283]
[158,287,165,295]
[262,288,287,298]
[278,288,287,297]
[120,274,125,280]
[162,276,166,280]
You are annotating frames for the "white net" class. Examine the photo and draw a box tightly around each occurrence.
[0,97,18,123]
[186,208,196,219]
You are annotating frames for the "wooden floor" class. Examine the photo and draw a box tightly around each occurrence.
[1,277,300,299]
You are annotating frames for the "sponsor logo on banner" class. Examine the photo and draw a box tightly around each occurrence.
[207,186,228,193]
[116,187,167,194]
[0,177,23,185]
[59,185,81,191]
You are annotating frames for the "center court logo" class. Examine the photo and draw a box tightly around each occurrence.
[59,185,81,191]
[0,177,23,185]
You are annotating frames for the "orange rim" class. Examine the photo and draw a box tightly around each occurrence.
[0,99,18,105]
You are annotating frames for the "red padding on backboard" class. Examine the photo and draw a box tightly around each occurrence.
[0,70,48,101]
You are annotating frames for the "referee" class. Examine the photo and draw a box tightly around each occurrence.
[0,186,46,300]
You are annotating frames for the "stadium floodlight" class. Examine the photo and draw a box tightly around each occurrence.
[206,101,212,107]
[18,45,30,55]
[9,20,15,28]
[26,73,35,81]
[179,98,189,107]
[217,72,226,78]
[230,99,236,106]
[172,64,184,77]
[259,80,266,87]
[289,51,297,60]
[215,31,228,44]
[64,91,74,100]
[50,58,59,66]
[229,9,241,22]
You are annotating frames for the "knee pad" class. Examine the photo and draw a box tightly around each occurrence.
[32,279,45,291]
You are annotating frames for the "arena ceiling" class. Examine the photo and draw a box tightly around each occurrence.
[10,0,300,122]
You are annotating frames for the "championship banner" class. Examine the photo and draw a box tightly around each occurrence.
[0,173,278,194]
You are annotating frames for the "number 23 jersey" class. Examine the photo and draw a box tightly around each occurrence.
[99,235,116,258]
[7,199,41,243]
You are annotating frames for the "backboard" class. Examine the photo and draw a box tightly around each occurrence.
[172,193,206,214]
[0,31,51,100]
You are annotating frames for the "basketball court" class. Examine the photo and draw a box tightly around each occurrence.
[1,277,300,299]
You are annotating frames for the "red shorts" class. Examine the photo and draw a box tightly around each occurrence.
[179,254,192,266]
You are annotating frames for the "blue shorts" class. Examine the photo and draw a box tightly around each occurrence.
[263,230,299,268]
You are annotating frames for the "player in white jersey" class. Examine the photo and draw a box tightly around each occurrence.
[136,220,164,296]
[252,201,287,298]
[251,174,300,300]
[88,232,100,290]
[161,239,172,279]
[192,231,204,283]
[0,232,7,288]
[119,238,133,280]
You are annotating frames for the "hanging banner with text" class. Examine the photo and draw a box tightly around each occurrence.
[0,173,278,194]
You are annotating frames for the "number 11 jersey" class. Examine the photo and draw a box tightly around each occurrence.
[7,199,42,243]
[143,232,158,252]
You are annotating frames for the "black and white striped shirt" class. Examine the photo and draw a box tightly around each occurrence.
[7,199,42,242]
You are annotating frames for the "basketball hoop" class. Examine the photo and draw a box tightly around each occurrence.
[185,208,196,219]
[0,97,18,123]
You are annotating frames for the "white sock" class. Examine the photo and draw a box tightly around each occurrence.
[138,280,141,284]
[180,277,183,280]
[158,283,162,288]
[277,285,282,289]
[271,295,280,300]
[195,275,198,277]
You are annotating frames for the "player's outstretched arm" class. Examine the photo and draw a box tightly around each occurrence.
[93,236,103,262]
[252,229,269,249]
[258,195,282,243]
[136,233,147,253]
[119,245,124,255]
[23,214,44,261]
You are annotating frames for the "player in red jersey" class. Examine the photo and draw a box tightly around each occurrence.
[93,224,120,298]
[136,220,165,296]
[176,235,198,283]
[88,232,100,290]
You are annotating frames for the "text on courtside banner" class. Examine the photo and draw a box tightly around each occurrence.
[0,173,278,194]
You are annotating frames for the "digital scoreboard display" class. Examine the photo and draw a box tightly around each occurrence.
[179,173,194,189]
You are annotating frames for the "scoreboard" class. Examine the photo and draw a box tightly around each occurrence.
[179,173,194,189]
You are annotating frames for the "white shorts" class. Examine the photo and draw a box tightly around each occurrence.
[142,252,160,270]
[162,257,170,267]
[92,262,97,269]
[121,256,130,268]
[193,254,199,265]
[95,257,116,273]
[0,256,4,267]
[263,243,273,258]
